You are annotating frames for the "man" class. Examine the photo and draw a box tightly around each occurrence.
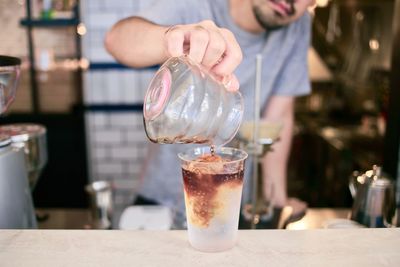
[105,0,315,226]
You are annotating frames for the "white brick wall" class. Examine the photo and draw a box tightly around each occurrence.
[82,0,161,216]
[83,70,151,104]
[85,110,149,210]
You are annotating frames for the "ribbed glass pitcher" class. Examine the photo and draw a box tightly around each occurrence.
[143,56,243,146]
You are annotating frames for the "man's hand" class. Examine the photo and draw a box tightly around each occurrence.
[164,20,242,91]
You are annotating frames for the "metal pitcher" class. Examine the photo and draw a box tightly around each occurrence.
[349,165,397,228]
[85,181,113,229]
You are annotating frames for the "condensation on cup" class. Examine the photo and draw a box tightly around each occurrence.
[179,147,248,252]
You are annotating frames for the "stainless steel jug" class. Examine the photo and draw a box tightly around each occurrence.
[0,124,48,190]
[85,181,113,229]
[0,55,37,229]
[349,165,397,228]
[0,135,37,228]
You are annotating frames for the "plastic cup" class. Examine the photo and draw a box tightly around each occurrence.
[178,147,248,252]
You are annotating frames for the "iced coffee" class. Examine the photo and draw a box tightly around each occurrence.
[179,147,247,252]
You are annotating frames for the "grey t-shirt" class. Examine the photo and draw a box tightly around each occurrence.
[136,0,311,215]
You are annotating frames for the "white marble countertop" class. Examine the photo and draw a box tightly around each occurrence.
[1,229,399,267]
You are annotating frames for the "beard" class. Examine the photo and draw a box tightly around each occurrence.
[252,1,296,31]
[253,6,284,31]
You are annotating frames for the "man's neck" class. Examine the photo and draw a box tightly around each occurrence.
[229,0,265,34]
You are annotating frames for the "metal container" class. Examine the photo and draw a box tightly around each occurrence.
[0,134,37,228]
[85,181,113,229]
[0,124,47,190]
[350,165,397,227]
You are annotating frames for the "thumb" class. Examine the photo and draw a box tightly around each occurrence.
[224,74,240,92]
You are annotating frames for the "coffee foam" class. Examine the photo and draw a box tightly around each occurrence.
[184,154,239,175]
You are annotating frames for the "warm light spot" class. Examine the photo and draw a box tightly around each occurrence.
[287,220,308,230]
[369,39,380,51]
[316,0,329,7]
[356,11,364,21]
[79,58,90,70]
[77,23,87,36]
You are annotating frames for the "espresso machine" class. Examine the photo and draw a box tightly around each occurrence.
[0,55,40,228]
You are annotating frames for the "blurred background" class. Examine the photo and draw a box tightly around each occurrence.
[0,0,399,229]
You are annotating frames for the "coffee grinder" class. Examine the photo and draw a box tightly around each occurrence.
[0,55,37,228]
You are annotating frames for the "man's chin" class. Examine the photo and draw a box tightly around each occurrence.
[253,7,290,31]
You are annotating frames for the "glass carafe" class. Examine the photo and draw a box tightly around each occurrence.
[143,56,243,146]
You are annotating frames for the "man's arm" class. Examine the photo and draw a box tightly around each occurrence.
[105,17,169,68]
[261,95,294,207]
[105,18,242,90]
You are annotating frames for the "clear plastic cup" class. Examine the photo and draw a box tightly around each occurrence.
[178,147,248,252]
[143,56,243,146]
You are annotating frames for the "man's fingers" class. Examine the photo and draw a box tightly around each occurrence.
[212,28,242,77]
[201,29,226,68]
[164,24,243,92]
[165,27,185,57]
[188,26,210,63]
[225,74,240,92]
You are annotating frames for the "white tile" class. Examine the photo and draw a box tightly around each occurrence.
[126,162,144,174]
[130,113,145,128]
[92,146,111,160]
[113,178,140,191]
[94,129,123,144]
[121,71,143,103]
[96,173,121,182]
[125,129,147,143]
[138,69,157,97]
[87,72,108,103]
[110,145,137,160]
[95,161,124,175]
[83,72,92,103]
[86,112,109,130]
[88,47,114,62]
[104,71,123,103]
[92,113,109,128]
[109,113,137,128]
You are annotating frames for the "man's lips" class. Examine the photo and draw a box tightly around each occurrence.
[268,0,292,16]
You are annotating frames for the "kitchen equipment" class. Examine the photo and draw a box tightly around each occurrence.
[85,181,113,229]
[143,56,243,146]
[0,55,20,114]
[349,165,397,227]
[0,123,47,190]
[0,55,37,229]
[237,55,284,229]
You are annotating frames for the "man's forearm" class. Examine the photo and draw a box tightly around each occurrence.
[105,17,169,68]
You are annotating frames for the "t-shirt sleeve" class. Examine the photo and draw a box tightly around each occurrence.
[271,13,312,97]
[135,0,198,26]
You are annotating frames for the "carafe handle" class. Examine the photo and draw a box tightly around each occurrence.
[349,171,360,199]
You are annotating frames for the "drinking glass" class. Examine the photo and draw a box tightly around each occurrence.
[178,146,248,252]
